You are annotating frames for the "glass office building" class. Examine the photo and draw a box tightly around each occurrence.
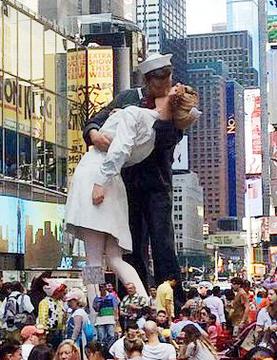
[136,0,187,83]
[0,0,86,272]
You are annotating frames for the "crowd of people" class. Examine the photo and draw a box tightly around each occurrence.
[0,270,276,360]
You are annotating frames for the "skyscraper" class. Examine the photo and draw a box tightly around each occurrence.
[187,31,258,87]
[136,0,186,53]
[90,0,124,18]
[186,62,229,232]
[136,0,187,82]
[226,0,259,72]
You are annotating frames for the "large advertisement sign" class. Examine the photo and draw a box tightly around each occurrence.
[226,82,237,216]
[268,0,277,44]
[0,78,55,142]
[67,48,114,185]
[0,197,24,254]
[245,178,263,217]
[0,195,86,270]
[244,89,262,175]
[172,135,189,171]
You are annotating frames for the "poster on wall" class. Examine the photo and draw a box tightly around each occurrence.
[244,88,262,175]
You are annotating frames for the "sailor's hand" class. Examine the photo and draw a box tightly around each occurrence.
[92,184,105,205]
[89,130,112,152]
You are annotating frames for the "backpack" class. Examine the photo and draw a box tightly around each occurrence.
[3,294,35,330]
[83,320,95,343]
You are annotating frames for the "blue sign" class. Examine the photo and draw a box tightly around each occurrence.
[226,82,237,217]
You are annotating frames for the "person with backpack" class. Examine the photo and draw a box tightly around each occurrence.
[38,279,67,350]
[65,288,95,357]
[0,281,34,342]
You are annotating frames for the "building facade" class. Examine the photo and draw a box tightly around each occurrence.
[186,62,229,232]
[136,0,187,83]
[90,0,124,18]
[173,172,204,264]
[38,0,90,27]
[226,0,259,73]
[0,0,87,272]
[187,31,258,87]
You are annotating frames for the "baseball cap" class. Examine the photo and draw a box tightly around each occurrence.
[21,325,45,340]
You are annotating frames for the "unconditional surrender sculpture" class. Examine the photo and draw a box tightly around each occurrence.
[65,53,200,310]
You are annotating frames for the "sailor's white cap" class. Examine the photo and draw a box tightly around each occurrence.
[138,52,173,75]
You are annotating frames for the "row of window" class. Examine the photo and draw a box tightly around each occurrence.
[0,128,71,192]
[0,4,84,99]
[188,33,249,52]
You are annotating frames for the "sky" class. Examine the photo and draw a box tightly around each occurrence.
[186,0,227,34]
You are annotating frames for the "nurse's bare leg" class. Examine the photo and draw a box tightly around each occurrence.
[81,228,105,321]
[106,237,148,299]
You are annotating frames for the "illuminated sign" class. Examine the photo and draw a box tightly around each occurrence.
[244,88,262,175]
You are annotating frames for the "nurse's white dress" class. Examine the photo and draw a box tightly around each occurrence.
[65,106,160,252]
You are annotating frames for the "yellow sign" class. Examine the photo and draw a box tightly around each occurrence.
[0,77,56,142]
[87,48,114,117]
[66,47,114,186]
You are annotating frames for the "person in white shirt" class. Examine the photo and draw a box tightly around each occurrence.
[203,289,226,325]
[109,324,140,360]
[256,288,277,332]
[20,325,45,360]
[142,320,176,360]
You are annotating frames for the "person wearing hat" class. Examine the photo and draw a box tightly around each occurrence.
[20,325,45,360]
[197,281,213,299]
[80,52,200,289]
[38,279,67,349]
[65,288,92,355]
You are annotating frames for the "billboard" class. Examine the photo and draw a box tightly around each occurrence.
[0,195,86,270]
[172,135,189,171]
[244,88,262,175]
[67,47,114,186]
[226,82,237,216]
[268,0,277,44]
[245,178,263,217]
